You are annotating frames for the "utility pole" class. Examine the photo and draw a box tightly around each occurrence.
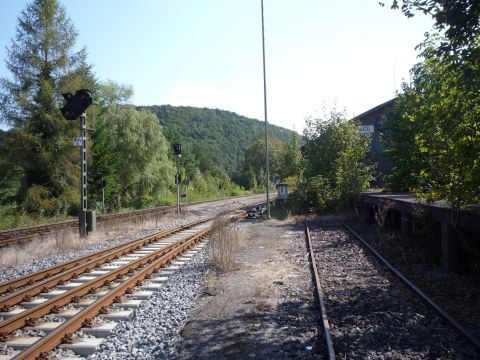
[261,0,271,219]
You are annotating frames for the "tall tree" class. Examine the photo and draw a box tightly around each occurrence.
[98,106,174,208]
[0,0,95,215]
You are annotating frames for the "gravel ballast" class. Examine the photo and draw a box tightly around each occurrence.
[309,220,479,359]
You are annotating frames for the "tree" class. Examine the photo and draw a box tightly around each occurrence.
[382,1,480,59]
[242,134,283,190]
[278,132,303,180]
[98,106,174,208]
[0,0,95,215]
[301,108,373,212]
[382,34,480,207]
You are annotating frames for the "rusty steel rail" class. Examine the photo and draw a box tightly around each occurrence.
[0,200,257,298]
[341,221,480,351]
[6,211,247,359]
[305,220,336,360]
[0,194,264,248]
[0,218,209,297]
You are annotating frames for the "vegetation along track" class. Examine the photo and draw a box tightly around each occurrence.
[307,219,480,359]
[0,207,252,359]
[0,194,263,248]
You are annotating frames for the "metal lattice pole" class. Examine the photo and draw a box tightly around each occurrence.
[79,112,87,237]
[176,154,181,215]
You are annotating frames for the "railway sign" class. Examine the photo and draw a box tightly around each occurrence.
[73,137,82,147]
[359,125,374,134]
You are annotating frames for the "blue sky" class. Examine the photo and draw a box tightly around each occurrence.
[0,0,434,131]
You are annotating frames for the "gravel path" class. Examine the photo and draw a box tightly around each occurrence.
[175,219,323,359]
[310,220,479,359]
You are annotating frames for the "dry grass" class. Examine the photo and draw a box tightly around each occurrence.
[207,216,244,272]
[0,211,180,268]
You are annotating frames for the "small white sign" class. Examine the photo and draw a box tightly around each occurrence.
[359,125,374,134]
[73,137,82,147]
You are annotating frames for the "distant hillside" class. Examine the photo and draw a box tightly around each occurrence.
[140,105,295,176]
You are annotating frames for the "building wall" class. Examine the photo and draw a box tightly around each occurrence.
[354,99,394,184]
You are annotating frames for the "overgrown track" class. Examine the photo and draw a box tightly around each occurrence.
[341,221,480,351]
[0,208,249,359]
[304,220,335,360]
[0,195,263,248]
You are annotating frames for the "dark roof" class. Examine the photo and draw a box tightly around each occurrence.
[354,98,395,120]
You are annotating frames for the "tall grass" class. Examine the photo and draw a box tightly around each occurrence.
[207,216,244,272]
[0,211,179,268]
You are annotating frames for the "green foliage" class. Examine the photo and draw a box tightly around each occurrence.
[382,34,480,207]
[300,108,373,212]
[241,134,283,190]
[97,80,133,110]
[278,132,304,180]
[141,105,294,179]
[0,0,95,215]
[383,0,480,58]
[97,105,175,208]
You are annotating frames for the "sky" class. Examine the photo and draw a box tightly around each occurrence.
[0,0,434,132]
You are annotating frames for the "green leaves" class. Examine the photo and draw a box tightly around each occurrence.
[382,31,480,208]
[301,108,373,213]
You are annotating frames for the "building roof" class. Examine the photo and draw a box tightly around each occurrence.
[354,98,395,120]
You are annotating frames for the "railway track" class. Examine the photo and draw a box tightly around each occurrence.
[0,207,252,359]
[0,195,263,248]
[305,220,480,358]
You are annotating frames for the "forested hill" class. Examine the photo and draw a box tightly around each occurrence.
[140,105,295,176]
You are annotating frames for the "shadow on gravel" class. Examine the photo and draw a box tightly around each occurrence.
[307,221,480,359]
[176,300,325,360]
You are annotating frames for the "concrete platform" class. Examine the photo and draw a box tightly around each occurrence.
[60,337,104,356]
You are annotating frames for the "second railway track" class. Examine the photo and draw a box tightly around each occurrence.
[0,205,255,359]
[305,219,480,359]
[0,195,265,248]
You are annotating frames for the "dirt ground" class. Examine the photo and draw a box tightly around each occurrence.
[174,218,324,359]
